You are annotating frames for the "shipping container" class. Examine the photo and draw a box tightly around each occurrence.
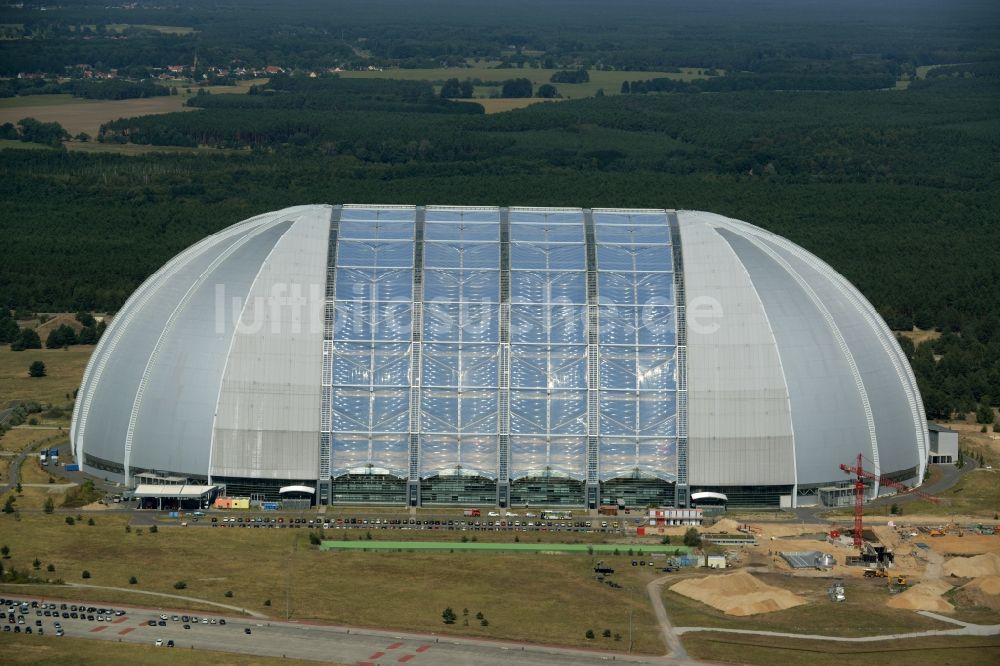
[63,464,80,472]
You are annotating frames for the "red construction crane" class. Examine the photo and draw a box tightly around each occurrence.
[839,453,940,549]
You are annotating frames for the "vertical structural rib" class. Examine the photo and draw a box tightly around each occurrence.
[497,207,511,507]
[667,211,689,507]
[583,209,600,509]
[319,205,341,505]
[407,207,426,506]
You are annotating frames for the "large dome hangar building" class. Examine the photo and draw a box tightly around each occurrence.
[71,205,929,509]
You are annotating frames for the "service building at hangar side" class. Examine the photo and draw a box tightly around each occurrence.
[71,205,928,509]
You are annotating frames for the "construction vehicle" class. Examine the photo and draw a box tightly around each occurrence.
[864,567,888,578]
[828,580,846,602]
[840,453,940,549]
[888,576,909,594]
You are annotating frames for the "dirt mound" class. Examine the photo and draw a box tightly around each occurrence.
[955,576,1000,611]
[943,553,1000,578]
[711,518,743,532]
[886,579,954,613]
[965,575,1000,596]
[669,571,807,616]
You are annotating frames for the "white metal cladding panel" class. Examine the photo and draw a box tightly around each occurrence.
[678,213,795,486]
[755,235,922,477]
[76,221,277,469]
[129,220,296,475]
[717,227,873,486]
[211,209,330,479]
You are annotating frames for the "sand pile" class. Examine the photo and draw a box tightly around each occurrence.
[886,580,954,613]
[965,575,1000,596]
[711,518,743,532]
[955,576,1000,611]
[943,552,1000,578]
[670,571,807,616]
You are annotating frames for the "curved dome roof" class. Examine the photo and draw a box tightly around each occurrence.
[70,205,927,498]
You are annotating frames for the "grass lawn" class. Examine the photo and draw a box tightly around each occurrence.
[0,513,665,653]
[338,66,715,99]
[825,469,1000,518]
[681,632,1000,665]
[0,345,93,407]
[662,572,951,637]
[0,633,321,665]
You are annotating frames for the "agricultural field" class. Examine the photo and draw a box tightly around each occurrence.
[337,66,716,99]
[0,514,665,653]
[0,79,266,140]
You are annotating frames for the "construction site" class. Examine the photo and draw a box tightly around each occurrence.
[645,450,1000,646]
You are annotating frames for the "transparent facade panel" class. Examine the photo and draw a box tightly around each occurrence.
[599,391,638,435]
[334,268,412,302]
[340,207,415,222]
[510,244,586,270]
[596,224,670,244]
[420,389,498,434]
[510,437,546,476]
[424,220,499,241]
[424,269,499,303]
[510,390,587,434]
[510,223,584,243]
[421,389,458,431]
[372,389,409,432]
[370,434,409,475]
[637,439,677,478]
[598,437,636,479]
[339,220,414,240]
[423,303,498,342]
[337,240,413,268]
[598,272,673,305]
[639,392,677,436]
[509,210,583,225]
[331,433,370,471]
[510,305,586,344]
[425,209,499,224]
[509,436,586,479]
[333,301,411,341]
[424,242,499,269]
[511,271,586,304]
[637,348,677,391]
[420,434,498,478]
[422,343,498,387]
[549,437,587,478]
[332,389,370,431]
[593,211,666,226]
[599,306,676,346]
[510,346,587,389]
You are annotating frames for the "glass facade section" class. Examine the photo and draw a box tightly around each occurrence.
[509,209,589,481]
[330,206,415,479]
[326,206,679,501]
[420,208,501,478]
[593,210,677,482]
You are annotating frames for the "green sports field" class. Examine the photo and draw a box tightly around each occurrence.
[320,540,690,554]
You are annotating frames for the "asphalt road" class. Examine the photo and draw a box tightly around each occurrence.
[3,593,686,665]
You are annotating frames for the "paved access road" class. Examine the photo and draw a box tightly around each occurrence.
[2,593,695,665]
